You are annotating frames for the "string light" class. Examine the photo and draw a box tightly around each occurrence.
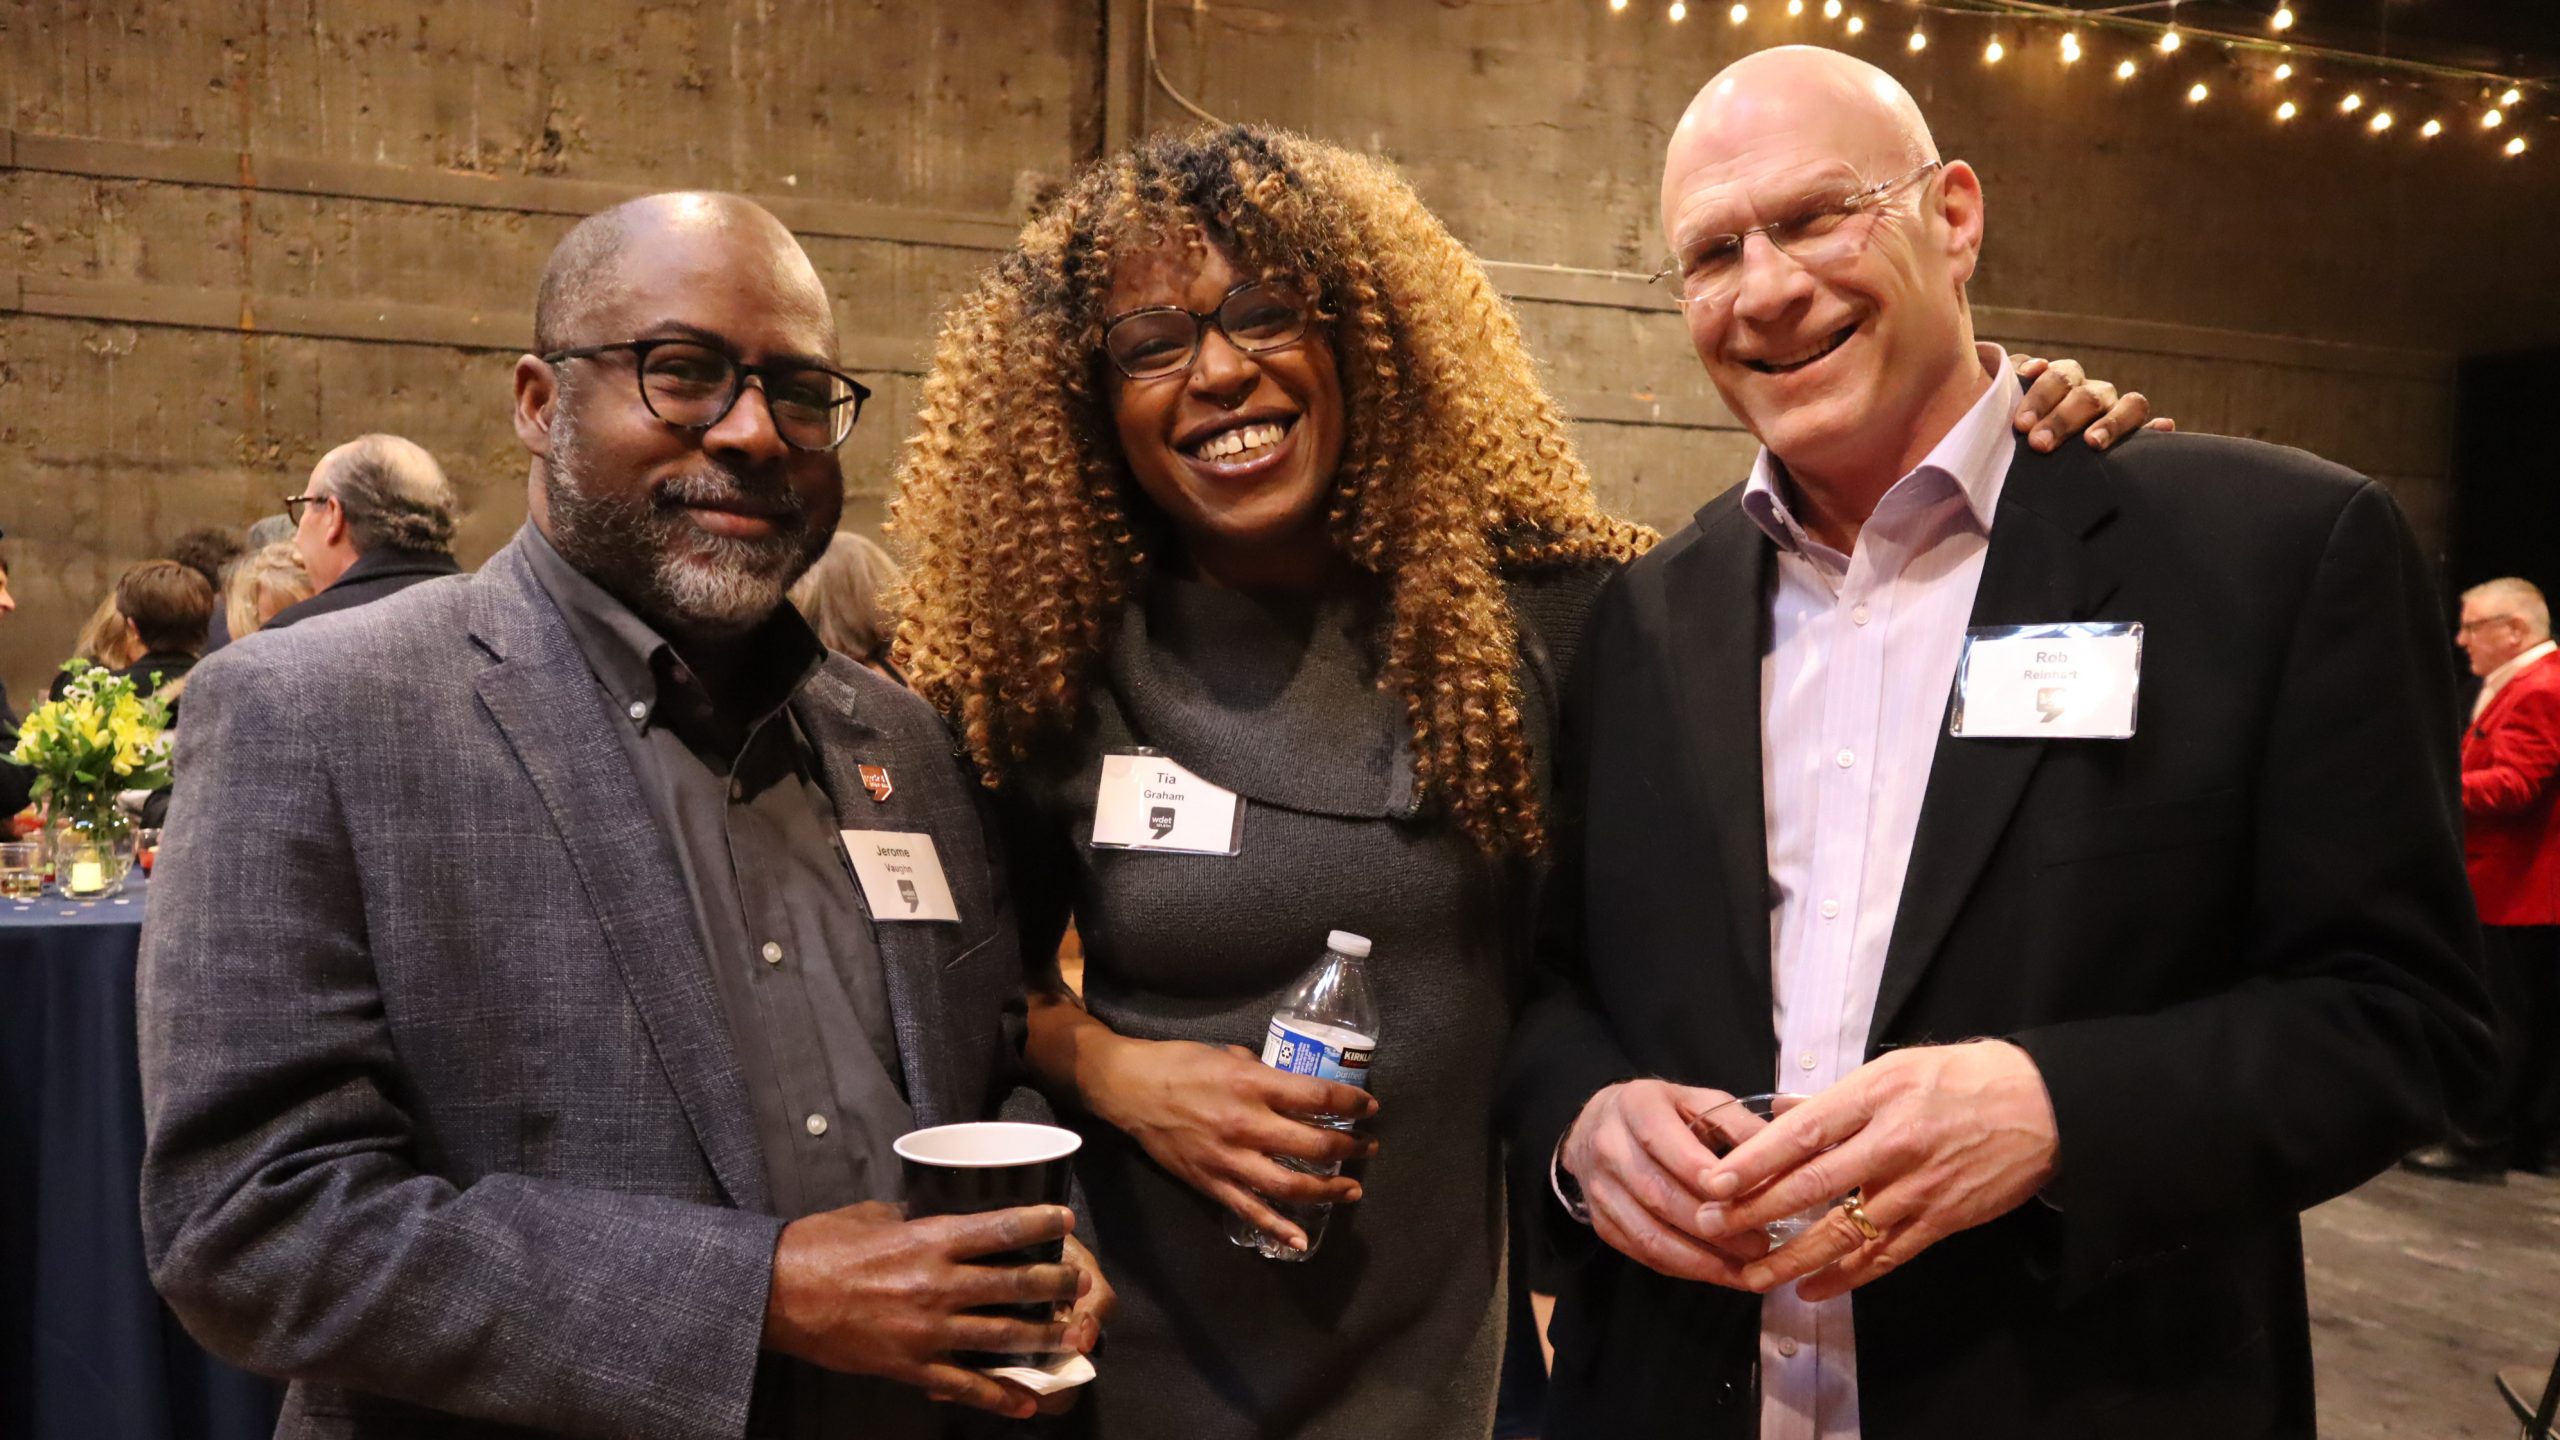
[1787,0,1805,14]
[1984,38,2004,63]
[2275,100,2297,121]
[2502,87,2523,107]
[2271,6,2295,31]
[1823,0,1841,17]
[1609,0,1627,9]
[2115,58,2138,81]
[1844,14,1863,34]
[2340,92,2363,114]
[2507,136,2529,157]
[1667,1,1686,20]
[2158,29,2182,54]
[2059,32,2081,65]
[2368,111,2393,132]
[1729,3,1749,24]
[2420,118,2443,138]
[2273,62,2292,81]
[2187,81,2209,104]
[2484,108,2504,128]
[1907,26,1926,51]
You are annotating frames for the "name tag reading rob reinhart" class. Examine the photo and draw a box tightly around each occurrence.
[841,829,962,922]
[1950,622,2143,740]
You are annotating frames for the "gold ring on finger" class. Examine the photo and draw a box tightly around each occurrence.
[1840,1186,1884,1242]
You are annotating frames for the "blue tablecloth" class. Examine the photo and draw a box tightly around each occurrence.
[1,873,280,1439]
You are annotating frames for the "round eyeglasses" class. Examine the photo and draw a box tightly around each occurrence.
[543,338,872,452]
[1101,281,1312,381]
[1651,160,1944,309]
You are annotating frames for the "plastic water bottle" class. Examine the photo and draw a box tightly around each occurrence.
[1229,930,1381,1262]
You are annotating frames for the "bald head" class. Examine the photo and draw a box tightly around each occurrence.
[533,192,832,356]
[1664,46,1937,236]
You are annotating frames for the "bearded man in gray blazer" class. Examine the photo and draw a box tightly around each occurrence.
[139,192,1109,1439]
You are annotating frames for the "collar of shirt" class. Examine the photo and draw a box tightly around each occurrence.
[2477,638,2560,720]
[1740,343,2018,583]
[517,521,827,757]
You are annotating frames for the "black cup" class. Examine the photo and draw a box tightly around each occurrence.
[895,1121,1082,1367]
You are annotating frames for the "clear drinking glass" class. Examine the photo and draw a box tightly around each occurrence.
[1685,1091,1830,1244]
[0,842,42,901]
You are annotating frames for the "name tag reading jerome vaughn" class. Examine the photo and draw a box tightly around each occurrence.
[1090,751,1244,856]
[840,830,961,922]
[1950,622,2144,740]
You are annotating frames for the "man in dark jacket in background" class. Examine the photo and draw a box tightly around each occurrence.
[265,434,464,631]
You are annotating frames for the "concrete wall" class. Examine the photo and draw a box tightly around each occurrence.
[4,0,2554,705]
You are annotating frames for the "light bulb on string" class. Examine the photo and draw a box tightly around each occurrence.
[1984,37,2004,63]
[1729,3,1748,24]
[1908,26,1926,51]
[2273,62,2292,81]
[2484,108,2504,128]
[2340,92,2363,114]
[1610,0,1629,10]
[1787,0,1805,15]
[2502,87,2523,107]
[2271,6,2294,31]
[2159,29,2182,54]
[1668,1,1686,21]
[2508,136,2529,157]
[2115,58,2138,81]
[2188,81,2209,104]
[2060,32,2082,65]
[2420,118,2442,138]
[2275,100,2297,121]
[1824,0,1842,17]
[1844,15,1864,35]
[2368,111,2393,132]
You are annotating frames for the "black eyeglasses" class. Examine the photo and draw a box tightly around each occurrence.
[1101,281,1313,381]
[281,493,334,522]
[543,338,873,452]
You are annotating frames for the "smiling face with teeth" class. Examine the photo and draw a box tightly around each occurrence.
[1661,49,1990,515]
[1103,238,1347,592]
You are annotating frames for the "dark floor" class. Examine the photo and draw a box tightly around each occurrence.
[2306,1165,2560,1437]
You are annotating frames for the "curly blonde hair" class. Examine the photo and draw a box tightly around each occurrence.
[893,125,1652,854]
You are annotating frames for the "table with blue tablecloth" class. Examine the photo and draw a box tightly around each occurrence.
[1,873,281,1440]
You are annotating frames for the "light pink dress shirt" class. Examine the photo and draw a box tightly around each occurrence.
[1741,344,2017,1440]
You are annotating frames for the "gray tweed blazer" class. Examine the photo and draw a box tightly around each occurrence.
[138,534,1030,1440]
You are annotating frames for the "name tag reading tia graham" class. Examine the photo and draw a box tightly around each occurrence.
[1950,622,2143,740]
[1089,751,1244,856]
[841,830,962,922]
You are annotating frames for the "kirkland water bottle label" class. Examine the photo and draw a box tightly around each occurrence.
[1262,1019,1375,1089]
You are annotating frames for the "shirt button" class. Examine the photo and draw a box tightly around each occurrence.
[761,941,784,965]
[1852,604,1871,626]
[1835,748,1856,768]
[729,779,745,801]
[1778,1337,1801,1358]
[626,701,647,722]
[1819,898,1841,919]
[805,1113,829,1137]
[1799,1052,1819,1071]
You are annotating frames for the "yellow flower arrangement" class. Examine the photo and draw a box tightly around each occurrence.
[8,662,175,811]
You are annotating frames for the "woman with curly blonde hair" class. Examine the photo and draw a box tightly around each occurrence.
[892,124,2142,1438]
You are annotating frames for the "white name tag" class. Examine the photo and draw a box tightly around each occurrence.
[1089,751,1244,855]
[1951,622,2143,739]
[840,829,962,922]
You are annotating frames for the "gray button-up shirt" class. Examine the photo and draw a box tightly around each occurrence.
[524,527,914,1216]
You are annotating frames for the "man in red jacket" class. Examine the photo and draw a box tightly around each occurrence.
[2413,576,2560,1178]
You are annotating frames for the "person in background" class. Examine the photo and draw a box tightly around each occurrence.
[107,559,217,707]
[267,434,464,631]
[1508,46,2489,1439]
[790,530,906,682]
[222,542,317,644]
[2407,577,2560,1180]
[0,537,30,818]
[50,590,145,701]
[171,527,247,651]
[892,122,2151,1440]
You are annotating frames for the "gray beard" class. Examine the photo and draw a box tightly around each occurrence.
[543,399,823,634]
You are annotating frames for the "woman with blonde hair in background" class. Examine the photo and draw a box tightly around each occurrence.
[48,590,144,701]
[789,529,906,682]
[892,124,2150,1438]
[223,541,316,643]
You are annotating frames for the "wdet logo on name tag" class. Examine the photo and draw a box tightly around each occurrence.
[1950,622,2144,740]
[840,830,962,922]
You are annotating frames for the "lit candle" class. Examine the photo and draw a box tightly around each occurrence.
[70,859,106,894]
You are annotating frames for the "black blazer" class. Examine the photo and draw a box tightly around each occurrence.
[1501,430,2493,1439]
[260,547,462,632]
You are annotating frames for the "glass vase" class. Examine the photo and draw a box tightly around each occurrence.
[46,798,137,900]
